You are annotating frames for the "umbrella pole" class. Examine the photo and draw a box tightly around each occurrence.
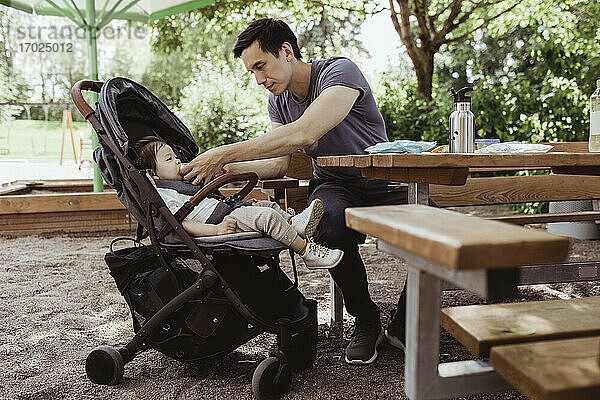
[86,0,103,192]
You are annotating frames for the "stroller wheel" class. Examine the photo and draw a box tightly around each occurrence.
[86,345,124,385]
[252,357,292,400]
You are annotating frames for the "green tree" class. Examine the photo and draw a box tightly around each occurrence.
[177,61,270,152]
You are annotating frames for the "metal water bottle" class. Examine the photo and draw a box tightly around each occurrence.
[449,87,474,153]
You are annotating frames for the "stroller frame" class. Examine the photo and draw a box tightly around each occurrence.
[72,79,318,399]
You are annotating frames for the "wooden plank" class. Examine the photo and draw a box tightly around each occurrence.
[353,155,372,168]
[491,211,600,225]
[546,141,588,152]
[0,192,123,214]
[0,182,30,195]
[338,155,355,168]
[441,296,600,358]
[362,167,469,185]
[552,166,600,175]
[469,167,550,172]
[285,186,309,213]
[0,209,133,235]
[345,204,569,271]
[257,177,299,190]
[286,151,313,180]
[490,336,600,400]
[318,152,600,169]
[318,156,340,167]
[430,174,600,206]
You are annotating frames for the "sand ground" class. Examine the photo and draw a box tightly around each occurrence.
[2,206,600,399]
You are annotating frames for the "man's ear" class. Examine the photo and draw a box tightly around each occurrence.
[280,42,293,61]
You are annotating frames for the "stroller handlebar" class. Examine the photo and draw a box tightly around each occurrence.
[71,80,104,119]
[189,172,259,206]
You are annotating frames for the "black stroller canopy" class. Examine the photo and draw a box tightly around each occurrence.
[98,77,198,160]
[93,77,199,229]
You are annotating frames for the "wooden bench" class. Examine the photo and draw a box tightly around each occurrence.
[490,336,600,400]
[442,296,600,357]
[442,295,600,399]
[258,151,313,212]
[345,204,570,399]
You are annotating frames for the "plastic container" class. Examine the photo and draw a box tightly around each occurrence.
[475,138,500,151]
[547,200,600,239]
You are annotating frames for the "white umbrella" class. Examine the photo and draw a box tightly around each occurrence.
[1,0,214,191]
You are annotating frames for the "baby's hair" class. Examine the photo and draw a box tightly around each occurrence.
[132,136,167,174]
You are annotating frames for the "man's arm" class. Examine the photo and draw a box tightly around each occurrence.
[222,122,292,179]
[182,86,359,184]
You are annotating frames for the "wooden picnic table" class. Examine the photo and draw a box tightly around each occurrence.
[318,150,600,287]
[319,151,600,399]
[317,151,600,203]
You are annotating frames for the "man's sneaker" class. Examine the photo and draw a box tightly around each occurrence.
[345,320,384,365]
[291,199,324,238]
[301,240,343,270]
[385,309,406,351]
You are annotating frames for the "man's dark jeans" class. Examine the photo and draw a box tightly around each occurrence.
[308,178,409,324]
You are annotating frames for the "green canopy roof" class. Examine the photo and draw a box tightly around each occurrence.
[0,0,214,28]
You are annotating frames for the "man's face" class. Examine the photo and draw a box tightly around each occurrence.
[241,40,292,96]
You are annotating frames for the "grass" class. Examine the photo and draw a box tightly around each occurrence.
[0,119,94,161]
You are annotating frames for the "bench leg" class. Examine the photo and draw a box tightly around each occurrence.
[329,276,344,327]
[405,267,510,399]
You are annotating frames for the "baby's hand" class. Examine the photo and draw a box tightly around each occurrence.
[216,218,237,235]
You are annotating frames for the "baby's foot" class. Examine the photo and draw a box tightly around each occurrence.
[290,199,324,238]
[301,239,344,270]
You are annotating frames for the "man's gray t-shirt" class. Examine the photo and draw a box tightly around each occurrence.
[268,57,388,180]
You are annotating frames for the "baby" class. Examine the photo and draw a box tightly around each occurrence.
[133,136,343,270]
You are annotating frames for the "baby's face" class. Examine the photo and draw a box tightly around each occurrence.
[154,144,182,180]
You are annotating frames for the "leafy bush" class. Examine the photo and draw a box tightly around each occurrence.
[177,62,270,152]
[375,72,590,145]
[375,75,450,144]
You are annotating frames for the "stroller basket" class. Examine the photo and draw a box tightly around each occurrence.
[71,78,318,399]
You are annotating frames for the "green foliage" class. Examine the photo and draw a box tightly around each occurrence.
[177,61,270,152]
[473,75,589,143]
[375,72,450,143]
[150,0,367,61]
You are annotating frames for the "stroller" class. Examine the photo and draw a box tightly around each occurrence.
[71,77,318,399]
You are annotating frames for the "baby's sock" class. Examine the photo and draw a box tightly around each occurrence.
[298,239,308,255]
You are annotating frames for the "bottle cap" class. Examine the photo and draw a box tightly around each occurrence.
[451,87,473,103]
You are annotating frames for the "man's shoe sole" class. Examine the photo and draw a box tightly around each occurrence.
[303,199,324,238]
[344,328,384,365]
[384,329,406,352]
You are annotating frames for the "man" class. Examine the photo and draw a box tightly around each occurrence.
[181,18,407,364]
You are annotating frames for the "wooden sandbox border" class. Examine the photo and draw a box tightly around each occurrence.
[0,179,267,236]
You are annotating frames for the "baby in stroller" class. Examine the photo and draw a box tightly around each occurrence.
[133,135,343,270]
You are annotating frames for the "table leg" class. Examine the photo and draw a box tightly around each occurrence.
[408,182,430,205]
[330,277,344,327]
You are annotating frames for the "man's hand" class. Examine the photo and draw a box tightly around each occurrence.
[181,148,226,185]
[215,218,237,235]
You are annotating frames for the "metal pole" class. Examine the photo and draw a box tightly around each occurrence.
[86,0,103,192]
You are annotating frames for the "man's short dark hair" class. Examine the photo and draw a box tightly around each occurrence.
[233,18,302,60]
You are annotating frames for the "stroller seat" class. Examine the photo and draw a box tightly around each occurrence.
[164,231,288,253]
